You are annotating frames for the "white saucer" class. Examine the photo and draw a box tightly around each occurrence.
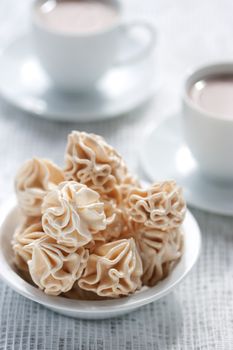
[0,34,158,122]
[140,114,233,216]
[0,197,200,319]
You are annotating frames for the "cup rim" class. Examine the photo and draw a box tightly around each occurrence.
[183,61,233,123]
[32,0,122,38]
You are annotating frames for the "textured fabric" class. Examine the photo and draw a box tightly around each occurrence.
[1,0,233,349]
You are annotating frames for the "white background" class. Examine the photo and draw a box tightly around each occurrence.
[0,1,233,349]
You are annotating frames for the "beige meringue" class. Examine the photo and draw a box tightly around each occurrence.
[91,197,128,245]
[64,282,107,300]
[127,181,186,231]
[78,238,143,298]
[118,175,141,205]
[13,217,45,271]
[42,181,107,248]
[136,228,183,286]
[64,131,132,196]
[28,236,89,295]
[15,158,64,217]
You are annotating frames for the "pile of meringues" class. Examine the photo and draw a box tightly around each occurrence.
[12,131,186,299]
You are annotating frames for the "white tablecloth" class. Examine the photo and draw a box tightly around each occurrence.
[1,0,233,349]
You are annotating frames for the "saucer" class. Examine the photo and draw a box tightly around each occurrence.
[140,114,233,216]
[0,34,158,122]
[0,197,201,319]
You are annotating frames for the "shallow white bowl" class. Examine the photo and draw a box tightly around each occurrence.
[0,198,201,319]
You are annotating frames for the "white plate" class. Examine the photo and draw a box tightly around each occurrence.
[0,197,201,319]
[140,114,233,216]
[0,34,158,122]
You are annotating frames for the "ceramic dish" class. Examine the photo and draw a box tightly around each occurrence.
[0,197,201,319]
[0,34,158,122]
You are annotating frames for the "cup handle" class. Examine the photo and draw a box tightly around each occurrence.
[115,19,156,65]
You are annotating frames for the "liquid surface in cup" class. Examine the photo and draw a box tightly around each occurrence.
[189,74,233,119]
[36,0,118,34]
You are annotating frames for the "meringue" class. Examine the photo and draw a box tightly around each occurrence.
[42,181,107,248]
[127,181,186,231]
[15,158,64,217]
[28,236,89,295]
[64,282,106,300]
[64,131,131,195]
[91,197,128,245]
[136,228,183,286]
[78,238,143,297]
[13,217,45,271]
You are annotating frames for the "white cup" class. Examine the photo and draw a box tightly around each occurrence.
[31,0,156,91]
[182,62,233,183]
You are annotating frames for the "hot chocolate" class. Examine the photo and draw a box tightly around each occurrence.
[35,0,119,34]
[189,74,233,119]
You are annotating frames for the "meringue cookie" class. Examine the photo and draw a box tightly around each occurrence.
[91,197,128,245]
[118,175,141,204]
[127,181,186,231]
[28,236,89,295]
[64,282,107,300]
[15,158,64,217]
[136,228,183,286]
[13,217,45,271]
[42,181,107,248]
[64,131,131,195]
[78,238,143,298]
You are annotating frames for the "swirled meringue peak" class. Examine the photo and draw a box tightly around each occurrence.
[78,238,143,298]
[28,236,89,295]
[15,158,64,217]
[64,131,131,195]
[42,181,107,248]
[127,181,186,232]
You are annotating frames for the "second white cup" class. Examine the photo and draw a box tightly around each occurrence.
[182,62,233,183]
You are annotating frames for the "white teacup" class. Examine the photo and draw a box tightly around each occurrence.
[32,0,156,91]
[182,62,233,182]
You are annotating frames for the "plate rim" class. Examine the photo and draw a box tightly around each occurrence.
[0,33,158,122]
[0,197,201,316]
